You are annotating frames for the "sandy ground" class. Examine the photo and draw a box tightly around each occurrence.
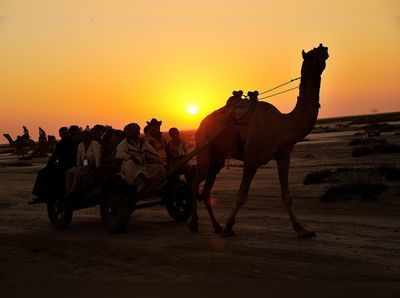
[1,133,400,297]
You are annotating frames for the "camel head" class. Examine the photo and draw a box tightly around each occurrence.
[301,43,329,78]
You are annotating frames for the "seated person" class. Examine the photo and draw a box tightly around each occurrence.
[166,128,187,163]
[36,127,49,157]
[166,128,194,182]
[65,129,102,196]
[101,128,125,166]
[48,127,75,169]
[91,124,106,142]
[32,127,75,199]
[68,125,83,164]
[116,123,166,192]
[143,118,167,164]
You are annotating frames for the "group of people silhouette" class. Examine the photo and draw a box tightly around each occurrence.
[32,120,190,200]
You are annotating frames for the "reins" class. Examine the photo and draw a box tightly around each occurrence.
[259,76,300,95]
[259,85,299,100]
[257,76,301,101]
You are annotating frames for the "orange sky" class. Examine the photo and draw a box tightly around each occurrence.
[1,0,400,140]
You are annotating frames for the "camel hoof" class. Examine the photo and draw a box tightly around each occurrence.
[213,223,223,234]
[188,221,199,233]
[221,228,236,238]
[298,230,317,239]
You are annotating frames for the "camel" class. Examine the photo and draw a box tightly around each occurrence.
[3,126,36,157]
[189,43,329,238]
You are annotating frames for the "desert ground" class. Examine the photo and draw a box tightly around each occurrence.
[1,116,400,297]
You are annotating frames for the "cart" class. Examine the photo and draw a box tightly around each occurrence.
[30,164,193,233]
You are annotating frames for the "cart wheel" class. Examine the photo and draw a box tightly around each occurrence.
[47,199,73,230]
[100,188,134,234]
[165,180,192,222]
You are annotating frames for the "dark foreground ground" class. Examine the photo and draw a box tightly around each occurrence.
[1,129,400,297]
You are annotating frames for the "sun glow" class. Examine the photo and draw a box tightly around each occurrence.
[186,104,199,115]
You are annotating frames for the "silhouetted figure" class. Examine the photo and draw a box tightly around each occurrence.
[47,135,57,153]
[22,126,30,140]
[34,127,49,157]
[116,123,165,191]
[166,128,187,163]
[92,124,106,142]
[65,129,102,197]
[48,127,75,169]
[32,127,75,200]
[38,127,47,141]
[101,129,124,165]
[166,127,194,182]
[68,125,83,165]
[144,118,167,163]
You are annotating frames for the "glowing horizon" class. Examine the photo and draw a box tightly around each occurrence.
[1,0,399,140]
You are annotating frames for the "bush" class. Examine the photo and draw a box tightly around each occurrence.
[352,143,400,157]
[348,137,386,146]
[303,169,334,185]
[321,183,387,202]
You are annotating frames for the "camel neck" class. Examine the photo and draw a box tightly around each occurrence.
[287,73,321,140]
[299,73,321,102]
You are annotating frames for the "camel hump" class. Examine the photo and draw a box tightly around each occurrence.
[231,100,276,125]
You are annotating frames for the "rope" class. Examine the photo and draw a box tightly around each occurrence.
[259,76,300,95]
[259,85,299,100]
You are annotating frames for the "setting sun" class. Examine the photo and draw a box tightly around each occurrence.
[186,104,199,116]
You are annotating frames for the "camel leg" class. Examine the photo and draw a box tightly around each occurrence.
[276,155,316,239]
[188,166,207,233]
[188,175,200,232]
[223,165,257,237]
[201,169,223,234]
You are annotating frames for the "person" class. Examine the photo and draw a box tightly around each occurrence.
[144,118,167,163]
[32,127,75,200]
[116,123,166,192]
[76,130,102,169]
[35,127,49,157]
[165,127,194,181]
[38,127,47,142]
[68,125,83,165]
[48,127,75,169]
[98,128,125,181]
[65,129,102,196]
[22,126,30,141]
[166,128,187,166]
[101,128,124,166]
[92,124,106,142]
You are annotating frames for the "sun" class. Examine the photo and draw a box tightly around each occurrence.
[186,104,199,115]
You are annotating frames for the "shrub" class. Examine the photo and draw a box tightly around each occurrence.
[303,169,334,185]
[321,183,387,202]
